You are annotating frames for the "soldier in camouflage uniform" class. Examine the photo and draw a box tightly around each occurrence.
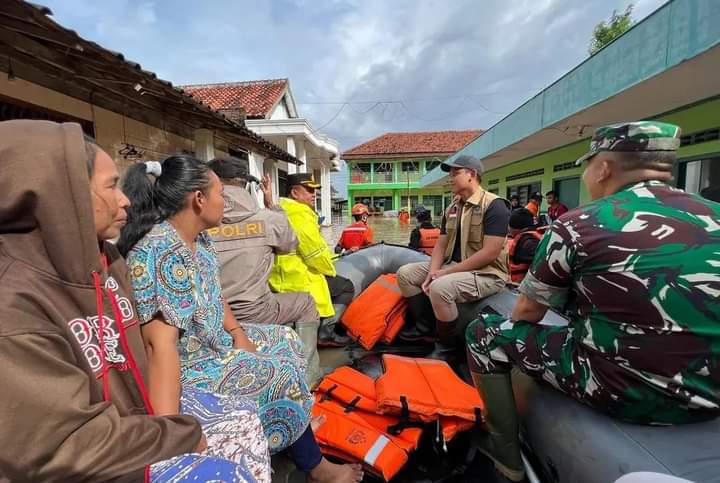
[465,121,720,482]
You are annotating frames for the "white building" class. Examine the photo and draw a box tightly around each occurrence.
[182,79,340,225]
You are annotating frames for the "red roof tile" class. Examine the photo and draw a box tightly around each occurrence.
[180,79,288,119]
[342,130,483,158]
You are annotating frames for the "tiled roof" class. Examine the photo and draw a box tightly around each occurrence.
[342,130,483,158]
[181,79,288,119]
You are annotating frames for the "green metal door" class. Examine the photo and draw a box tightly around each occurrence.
[554,177,580,210]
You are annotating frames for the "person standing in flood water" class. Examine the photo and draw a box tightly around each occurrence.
[335,203,374,253]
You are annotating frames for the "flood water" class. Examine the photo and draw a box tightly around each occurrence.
[321,214,415,247]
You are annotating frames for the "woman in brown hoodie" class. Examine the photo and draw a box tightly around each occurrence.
[0,120,269,482]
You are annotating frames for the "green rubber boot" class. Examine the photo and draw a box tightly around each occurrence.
[295,320,321,388]
[472,372,526,482]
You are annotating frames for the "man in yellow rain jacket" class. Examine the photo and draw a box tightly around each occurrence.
[270,173,337,321]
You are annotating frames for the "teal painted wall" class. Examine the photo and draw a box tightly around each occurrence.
[482,96,720,205]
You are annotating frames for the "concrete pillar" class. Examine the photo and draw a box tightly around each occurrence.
[249,151,264,179]
[194,129,214,161]
[296,139,307,173]
[320,165,332,226]
[393,190,401,212]
[264,158,279,201]
[248,151,265,206]
[286,136,297,174]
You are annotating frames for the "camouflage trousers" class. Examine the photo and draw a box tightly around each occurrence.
[465,314,716,425]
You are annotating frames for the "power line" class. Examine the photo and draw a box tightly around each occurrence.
[315,103,348,131]
[346,102,384,114]
[295,87,541,105]
[299,87,537,131]
[307,97,505,131]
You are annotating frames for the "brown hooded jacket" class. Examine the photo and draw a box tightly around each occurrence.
[0,121,201,482]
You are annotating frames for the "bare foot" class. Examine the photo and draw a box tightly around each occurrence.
[310,414,326,432]
[308,457,363,483]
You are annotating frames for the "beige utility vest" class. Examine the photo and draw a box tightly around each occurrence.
[443,188,510,281]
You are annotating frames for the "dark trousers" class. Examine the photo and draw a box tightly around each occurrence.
[288,427,323,473]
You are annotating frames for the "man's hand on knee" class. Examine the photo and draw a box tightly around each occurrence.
[422,270,439,294]
[422,268,450,294]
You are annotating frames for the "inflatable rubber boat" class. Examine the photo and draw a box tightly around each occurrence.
[331,243,485,348]
[323,243,720,483]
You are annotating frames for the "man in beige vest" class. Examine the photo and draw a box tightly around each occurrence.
[397,154,510,349]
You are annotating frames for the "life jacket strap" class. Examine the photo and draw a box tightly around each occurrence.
[386,396,425,435]
[344,396,362,413]
[474,407,484,425]
[400,395,409,419]
[320,384,338,402]
[387,419,425,435]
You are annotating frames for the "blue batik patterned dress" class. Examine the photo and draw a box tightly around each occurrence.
[152,387,271,483]
[128,221,312,452]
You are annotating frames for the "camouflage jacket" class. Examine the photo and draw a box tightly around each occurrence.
[520,181,720,418]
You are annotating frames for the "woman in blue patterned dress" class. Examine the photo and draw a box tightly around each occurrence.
[118,156,362,483]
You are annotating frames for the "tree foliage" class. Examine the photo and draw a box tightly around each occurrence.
[589,4,634,55]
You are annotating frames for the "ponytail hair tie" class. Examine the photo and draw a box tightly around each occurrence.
[145,161,162,178]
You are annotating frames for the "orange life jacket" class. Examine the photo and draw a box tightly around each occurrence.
[418,227,440,255]
[316,366,468,443]
[313,367,423,481]
[316,366,379,413]
[375,355,484,442]
[313,398,411,481]
[507,230,544,283]
[525,199,539,216]
[341,274,407,350]
[316,367,423,450]
[316,366,475,451]
[338,222,369,250]
[314,362,483,478]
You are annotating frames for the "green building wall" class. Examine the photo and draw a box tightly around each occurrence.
[347,157,451,212]
[482,96,720,206]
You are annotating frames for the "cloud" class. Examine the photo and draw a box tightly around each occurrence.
[136,2,157,25]
[43,0,664,152]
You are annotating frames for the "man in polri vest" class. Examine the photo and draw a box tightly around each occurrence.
[208,159,323,385]
[408,205,440,255]
[335,203,374,253]
[397,154,511,351]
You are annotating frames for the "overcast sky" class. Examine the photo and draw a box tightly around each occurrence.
[42,0,665,189]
